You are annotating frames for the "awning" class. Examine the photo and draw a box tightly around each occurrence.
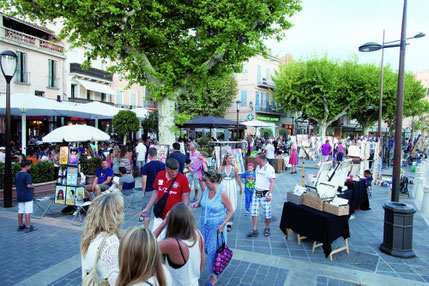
[75,79,115,95]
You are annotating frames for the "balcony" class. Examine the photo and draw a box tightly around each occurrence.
[70,63,113,82]
[257,77,276,89]
[255,104,285,115]
[68,97,114,105]
[2,27,64,54]
[144,99,157,110]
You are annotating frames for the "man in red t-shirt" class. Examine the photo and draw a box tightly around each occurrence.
[141,157,190,240]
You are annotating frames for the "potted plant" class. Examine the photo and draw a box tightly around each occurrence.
[83,157,102,185]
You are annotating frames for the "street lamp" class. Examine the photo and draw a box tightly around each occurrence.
[0,50,18,208]
[236,100,241,140]
[358,0,425,258]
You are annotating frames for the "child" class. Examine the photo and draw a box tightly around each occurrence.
[363,169,373,189]
[241,163,256,216]
[197,151,209,197]
[15,160,37,233]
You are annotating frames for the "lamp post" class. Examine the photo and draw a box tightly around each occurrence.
[358,0,425,258]
[0,50,18,208]
[235,100,241,140]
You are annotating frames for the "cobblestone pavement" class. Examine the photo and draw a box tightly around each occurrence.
[1,160,429,286]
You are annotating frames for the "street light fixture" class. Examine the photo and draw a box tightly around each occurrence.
[0,50,18,208]
[358,0,425,258]
[236,100,241,140]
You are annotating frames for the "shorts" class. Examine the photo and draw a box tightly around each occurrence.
[98,184,110,191]
[152,217,167,242]
[250,192,271,219]
[137,160,145,169]
[18,201,33,214]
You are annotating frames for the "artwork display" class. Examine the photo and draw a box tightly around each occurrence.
[66,167,79,186]
[214,145,232,169]
[231,149,245,174]
[55,185,66,204]
[66,187,76,205]
[148,144,169,163]
[75,187,85,206]
[59,146,69,165]
[68,147,79,165]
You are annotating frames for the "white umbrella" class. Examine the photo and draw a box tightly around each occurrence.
[131,107,150,119]
[77,101,124,119]
[242,120,275,127]
[43,125,110,143]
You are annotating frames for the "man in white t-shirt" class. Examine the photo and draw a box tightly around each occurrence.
[135,138,147,174]
[264,139,275,166]
[247,152,276,238]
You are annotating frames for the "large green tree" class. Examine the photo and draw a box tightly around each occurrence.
[178,73,238,118]
[273,56,373,137]
[2,0,302,144]
[112,110,140,144]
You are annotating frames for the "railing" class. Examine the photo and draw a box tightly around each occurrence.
[144,99,157,109]
[255,105,285,114]
[3,28,64,53]
[70,63,113,82]
[257,77,276,89]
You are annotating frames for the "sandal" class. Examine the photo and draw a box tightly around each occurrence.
[247,229,258,237]
[226,225,232,232]
[264,228,270,237]
[16,225,26,231]
[25,225,38,233]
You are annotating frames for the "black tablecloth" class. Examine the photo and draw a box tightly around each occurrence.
[279,202,350,257]
[340,180,370,214]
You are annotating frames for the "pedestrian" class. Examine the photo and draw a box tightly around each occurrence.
[337,140,344,163]
[154,203,205,286]
[135,138,147,176]
[187,142,202,202]
[84,159,114,200]
[191,170,234,286]
[247,153,276,238]
[141,147,166,228]
[264,139,275,166]
[119,146,133,174]
[169,142,193,174]
[15,159,37,233]
[81,192,123,286]
[116,226,172,286]
[240,163,256,216]
[288,143,298,174]
[197,151,209,196]
[219,153,242,231]
[140,158,190,241]
[321,140,332,162]
[111,145,120,175]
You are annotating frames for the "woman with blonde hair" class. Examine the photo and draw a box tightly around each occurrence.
[81,192,124,285]
[116,227,172,286]
[111,145,120,175]
[154,203,205,286]
[219,153,242,231]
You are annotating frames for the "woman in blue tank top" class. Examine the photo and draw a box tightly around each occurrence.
[191,171,234,286]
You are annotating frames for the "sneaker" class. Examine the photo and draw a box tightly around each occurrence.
[25,225,38,233]
[263,228,270,237]
[16,225,26,231]
[247,229,258,237]
[245,211,249,216]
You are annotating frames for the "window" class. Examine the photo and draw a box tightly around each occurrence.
[266,92,270,109]
[255,91,260,110]
[48,59,57,88]
[116,90,123,105]
[16,51,28,83]
[260,91,264,109]
[35,91,44,97]
[257,65,262,84]
[266,68,270,82]
[240,91,247,106]
[87,90,91,100]
[101,93,106,102]
[131,92,137,107]
[71,84,76,98]
[241,63,248,80]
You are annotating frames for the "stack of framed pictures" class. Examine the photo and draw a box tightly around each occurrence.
[55,146,86,207]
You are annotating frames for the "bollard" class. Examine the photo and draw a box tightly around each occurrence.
[414,177,425,211]
[421,186,429,217]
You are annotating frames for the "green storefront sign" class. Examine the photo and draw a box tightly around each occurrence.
[257,116,279,122]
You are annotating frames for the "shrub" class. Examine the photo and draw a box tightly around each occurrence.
[197,147,214,157]
[197,136,211,147]
[86,157,102,175]
[28,161,55,184]
[260,128,274,138]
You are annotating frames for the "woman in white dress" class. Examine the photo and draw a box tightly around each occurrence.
[81,192,124,285]
[116,226,172,286]
[219,154,242,231]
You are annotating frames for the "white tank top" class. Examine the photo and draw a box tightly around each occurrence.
[165,233,201,286]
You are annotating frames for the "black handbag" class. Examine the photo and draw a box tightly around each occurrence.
[153,177,176,218]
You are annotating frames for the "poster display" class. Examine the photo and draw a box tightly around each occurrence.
[55,185,66,204]
[66,187,76,205]
[148,144,169,163]
[68,147,79,165]
[66,167,79,186]
[75,187,85,206]
[231,149,245,174]
[59,146,69,165]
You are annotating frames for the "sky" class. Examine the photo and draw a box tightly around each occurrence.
[266,0,429,73]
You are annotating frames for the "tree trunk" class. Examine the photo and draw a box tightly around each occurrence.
[362,125,370,136]
[158,97,176,145]
[318,121,327,142]
[410,116,415,141]
[123,134,127,146]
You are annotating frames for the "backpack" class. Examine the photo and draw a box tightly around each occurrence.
[82,234,110,286]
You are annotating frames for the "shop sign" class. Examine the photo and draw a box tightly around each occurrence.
[257,116,279,122]
[247,114,254,121]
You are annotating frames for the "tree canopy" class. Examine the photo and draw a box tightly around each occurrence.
[1,0,302,144]
[112,110,140,144]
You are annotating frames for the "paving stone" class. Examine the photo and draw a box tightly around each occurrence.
[396,273,426,282]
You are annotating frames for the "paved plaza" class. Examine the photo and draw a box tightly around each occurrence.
[1,161,429,286]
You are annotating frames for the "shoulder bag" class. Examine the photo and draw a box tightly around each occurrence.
[213,232,233,275]
[82,234,110,286]
[153,177,177,218]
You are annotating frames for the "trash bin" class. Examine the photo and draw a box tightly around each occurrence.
[380,202,416,258]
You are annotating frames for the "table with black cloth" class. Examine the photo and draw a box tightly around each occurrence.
[279,202,350,257]
[339,180,370,215]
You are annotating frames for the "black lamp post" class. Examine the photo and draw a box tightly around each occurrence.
[236,100,241,140]
[1,50,18,208]
[358,0,425,258]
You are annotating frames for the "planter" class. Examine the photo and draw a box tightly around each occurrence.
[0,180,57,201]
[86,175,96,185]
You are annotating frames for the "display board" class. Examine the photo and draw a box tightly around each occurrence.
[148,144,169,163]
